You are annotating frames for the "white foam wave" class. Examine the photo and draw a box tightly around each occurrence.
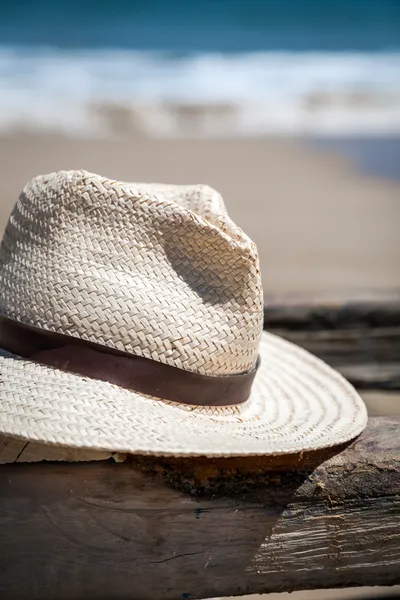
[0,47,399,137]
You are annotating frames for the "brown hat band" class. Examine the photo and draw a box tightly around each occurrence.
[0,317,259,407]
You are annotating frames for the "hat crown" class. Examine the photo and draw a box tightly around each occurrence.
[0,170,263,376]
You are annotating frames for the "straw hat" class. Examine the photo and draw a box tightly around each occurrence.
[0,170,367,458]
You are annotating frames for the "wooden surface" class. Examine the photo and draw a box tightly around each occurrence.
[264,290,400,390]
[1,290,399,599]
[0,416,399,600]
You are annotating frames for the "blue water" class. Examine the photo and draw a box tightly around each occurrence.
[1,0,399,52]
[310,137,400,180]
[0,1,399,138]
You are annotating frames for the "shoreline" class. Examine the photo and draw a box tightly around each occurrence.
[305,135,400,181]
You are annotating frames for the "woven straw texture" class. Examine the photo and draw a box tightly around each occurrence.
[0,334,367,458]
[0,171,263,376]
[0,171,367,458]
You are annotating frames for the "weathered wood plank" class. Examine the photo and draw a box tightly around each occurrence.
[264,290,400,330]
[263,290,400,390]
[0,416,399,600]
[339,362,400,390]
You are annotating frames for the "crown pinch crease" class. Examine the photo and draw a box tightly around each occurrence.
[0,171,264,377]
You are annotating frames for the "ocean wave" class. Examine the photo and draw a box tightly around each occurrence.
[0,47,399,137]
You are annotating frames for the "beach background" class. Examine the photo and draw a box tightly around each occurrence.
[0,1,399,598]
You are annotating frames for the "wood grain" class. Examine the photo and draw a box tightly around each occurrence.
[264,290,400,390]
[0,416,399,600]
[264,290,400,330]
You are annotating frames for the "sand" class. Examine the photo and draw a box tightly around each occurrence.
[0,134,399,294]
[0,134,399,599]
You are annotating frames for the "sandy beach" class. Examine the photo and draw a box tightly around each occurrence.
[0,134,399,294]
[0,133,399,600]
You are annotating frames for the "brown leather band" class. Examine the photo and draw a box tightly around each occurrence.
[0,317,259,407]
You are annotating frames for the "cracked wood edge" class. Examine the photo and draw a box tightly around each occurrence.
[0,416,399,599]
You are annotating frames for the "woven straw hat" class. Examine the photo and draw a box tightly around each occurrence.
[0,170,367,458]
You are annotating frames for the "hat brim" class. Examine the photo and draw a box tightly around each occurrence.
[0,332,367,457]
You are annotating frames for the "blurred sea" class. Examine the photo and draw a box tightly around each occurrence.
[0,0,400,138]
